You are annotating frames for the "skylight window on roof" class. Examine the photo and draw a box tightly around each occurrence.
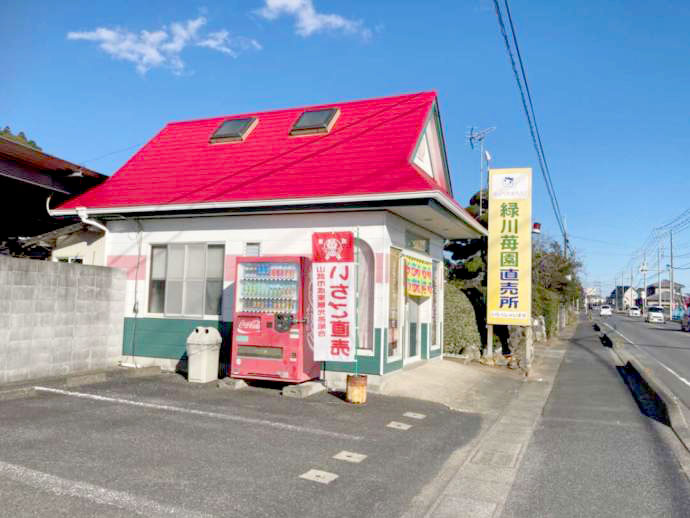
[290,108,339,135]
[210,117,257,143]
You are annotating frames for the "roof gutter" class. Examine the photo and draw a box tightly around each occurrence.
[51,190,486,237]
[76,207,109,235]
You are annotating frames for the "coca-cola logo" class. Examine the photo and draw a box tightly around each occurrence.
[237,318,261,334]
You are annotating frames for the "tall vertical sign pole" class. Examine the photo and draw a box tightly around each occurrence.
[487,168,533,366]
[670,229,674,318]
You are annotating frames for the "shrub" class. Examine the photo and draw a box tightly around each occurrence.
[444,280,481,354]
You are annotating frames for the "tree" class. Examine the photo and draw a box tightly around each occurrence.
[0,126,42,150]
[445,189,583,354]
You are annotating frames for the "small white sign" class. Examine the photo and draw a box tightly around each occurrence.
[491,172,530,200]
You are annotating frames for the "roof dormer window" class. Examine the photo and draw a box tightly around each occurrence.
[290,108,339,136]
[210,117,258,143]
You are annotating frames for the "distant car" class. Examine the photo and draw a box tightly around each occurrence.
[646,306,665,324]
[600,304,612,316]
[682,310,690,332]
[628,306,641,317]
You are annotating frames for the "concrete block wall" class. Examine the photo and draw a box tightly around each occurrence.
[0,255,126,384]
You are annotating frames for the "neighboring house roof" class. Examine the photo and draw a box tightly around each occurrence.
[0,136,107,258]
[0,136,103,184]
[54,92,486,238]
[647,280,685,289]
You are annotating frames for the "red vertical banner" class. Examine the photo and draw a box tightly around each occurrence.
[312,232,356,362]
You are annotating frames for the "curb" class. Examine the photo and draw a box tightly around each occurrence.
[0,366,163,401]
[610,337,690,454]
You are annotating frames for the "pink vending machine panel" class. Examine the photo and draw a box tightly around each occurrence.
[230,256,319,383]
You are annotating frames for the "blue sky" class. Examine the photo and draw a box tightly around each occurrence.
[2,0,689,295]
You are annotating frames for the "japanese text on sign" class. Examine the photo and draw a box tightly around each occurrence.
[487,169,532,326]
[312,232,356,362]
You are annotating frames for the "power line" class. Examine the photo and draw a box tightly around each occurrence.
[492,0,566,248]
[80,142,144,165]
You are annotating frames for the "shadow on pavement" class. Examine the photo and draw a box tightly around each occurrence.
[599,334,613,348]
[616,364,670,426]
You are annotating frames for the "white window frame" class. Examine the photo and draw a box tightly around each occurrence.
[430,259,442,350]
[355,238,376,357]
[56,256,83,264]
[147,242,225,319]
[387,247,404,362]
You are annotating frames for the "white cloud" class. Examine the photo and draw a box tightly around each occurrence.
[197,30,263,57]
[68,16,261,75]
[257,0,371,39]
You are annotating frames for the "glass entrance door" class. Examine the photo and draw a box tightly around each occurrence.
[405,296,420,363]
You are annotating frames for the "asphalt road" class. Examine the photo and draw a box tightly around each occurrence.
[600,314,690,413]
[501,320,690,518]
[0,374,483,518]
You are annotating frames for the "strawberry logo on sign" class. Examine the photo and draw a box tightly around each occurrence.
[312,232,354,263]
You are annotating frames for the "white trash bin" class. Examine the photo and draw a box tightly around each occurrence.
[186,327,222,383]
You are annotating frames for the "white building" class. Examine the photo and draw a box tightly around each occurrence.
[52,92,486,386]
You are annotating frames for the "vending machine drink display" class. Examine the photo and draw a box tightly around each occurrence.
[230,257,319,382]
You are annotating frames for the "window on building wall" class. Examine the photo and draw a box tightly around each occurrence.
[57,256,83,264]
[148,244,224,316]
[405,231,430,254]
[245,242,261,256]
[388,248,402,358]
[431,261,441,348]
[355,239,375,351]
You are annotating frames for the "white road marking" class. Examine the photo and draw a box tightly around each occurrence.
[601,321,690,388]
[33,386,362,441]
[299,469,338,484]
[0,459,212,517]
[387,421,412,430]
[333,451,367,463]
[403,412,426,420]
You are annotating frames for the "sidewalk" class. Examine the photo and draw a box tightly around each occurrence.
[500,320,690,517]
[409,319,690,517]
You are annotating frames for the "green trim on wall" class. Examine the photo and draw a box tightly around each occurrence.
[421,323,429,359]
[123,317,231,360]
[384,327,403,373]
[323,328,382,375]
[429,346,441,358]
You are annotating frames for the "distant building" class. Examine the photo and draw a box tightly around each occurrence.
[646,280,684,312]
[608,286,641,310]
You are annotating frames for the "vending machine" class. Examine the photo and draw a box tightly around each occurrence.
[229,256,319,383]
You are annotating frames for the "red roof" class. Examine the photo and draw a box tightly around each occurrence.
[59,91,452,211]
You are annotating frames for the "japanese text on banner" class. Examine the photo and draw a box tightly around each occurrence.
[487,168,532,326]
[404,256,433,297]
[312,232,356,362]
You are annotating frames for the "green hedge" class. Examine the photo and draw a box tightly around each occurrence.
[532,284,560,337]
[444,281,481,354]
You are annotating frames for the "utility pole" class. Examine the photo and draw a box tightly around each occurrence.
[670,229,675,319]
[658,242,662,309]
[563,216,568,259]
[641,254,647,314]
[630,267,634,310]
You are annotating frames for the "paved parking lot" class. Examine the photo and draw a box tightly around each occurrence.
[0,374,483,517]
